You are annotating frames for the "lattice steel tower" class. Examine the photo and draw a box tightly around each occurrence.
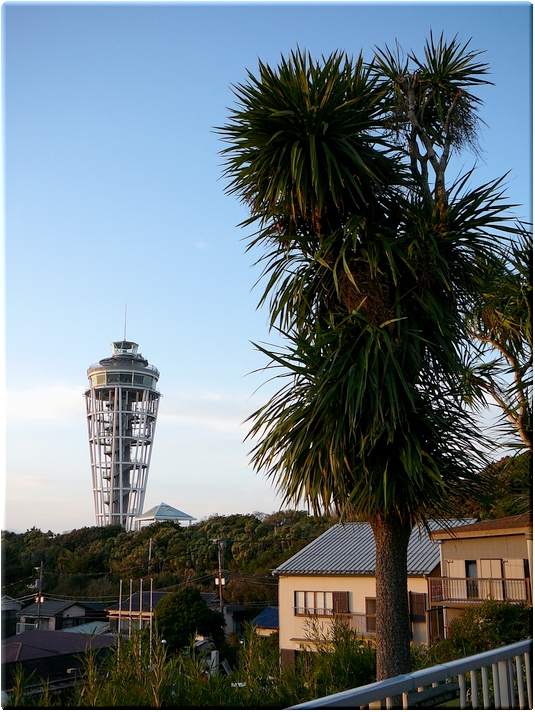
[85,341,161,531]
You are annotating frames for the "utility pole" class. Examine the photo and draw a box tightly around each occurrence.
[34,562,43,629]
[212,539,225,614]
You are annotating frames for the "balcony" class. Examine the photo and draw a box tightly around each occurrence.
[293,609,376,635]
[429,577,531,605]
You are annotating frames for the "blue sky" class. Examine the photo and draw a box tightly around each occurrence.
[3,1,532,533]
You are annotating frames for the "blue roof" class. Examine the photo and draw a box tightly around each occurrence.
[251,606,279,630]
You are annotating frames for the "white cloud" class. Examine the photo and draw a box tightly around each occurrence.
[157,389,262,433]
[6,386,86,424]
[5,474,50,489]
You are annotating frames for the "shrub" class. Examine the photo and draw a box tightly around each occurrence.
[301,618,376,699]
[430,600,532,662]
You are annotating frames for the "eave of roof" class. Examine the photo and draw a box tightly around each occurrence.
[430,514,532,540]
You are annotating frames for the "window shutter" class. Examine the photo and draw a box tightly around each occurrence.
[280,648,296,670]
[332,591,349,614]
[409,592,426,622]
[365,598,376,633]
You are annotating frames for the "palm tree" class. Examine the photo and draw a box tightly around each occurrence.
[218,42,518,679]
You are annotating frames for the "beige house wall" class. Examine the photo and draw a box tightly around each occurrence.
[279,573,431,652]
[439,534,529,572]
[434,532,530,634]
[63,604,86,620]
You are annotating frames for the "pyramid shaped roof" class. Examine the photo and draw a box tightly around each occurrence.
[136,502,196,522]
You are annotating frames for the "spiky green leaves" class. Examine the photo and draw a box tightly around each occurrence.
[247,314,488,523]
[218,49,399,233]
[219,38,524,525]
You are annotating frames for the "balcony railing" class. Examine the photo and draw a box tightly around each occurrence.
[16,621,38,634]
[293,610,376,636]
[429,577,531,605]
[288,639,533,710]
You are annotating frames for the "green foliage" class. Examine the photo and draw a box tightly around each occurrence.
[459,453,532,519]
[1,511,332,603]
[155,586,226,652]
[5,664,35,709]
[15,620,378,708]
[428,601,532,663]
[469,230,533,452]
[375,32,491,208]
[301,618,376,698]
[219,48,399,231]
[219,37,516,530]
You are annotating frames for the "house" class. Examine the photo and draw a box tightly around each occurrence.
[273,520,473,666]
[106,589,252,637]
[134,502,196,530]
[16,600,107,634]
[2,596,22,639]
[251,606,279,636]
[106,590,168,634]
[428,514,532,636]
[1,629,115,696]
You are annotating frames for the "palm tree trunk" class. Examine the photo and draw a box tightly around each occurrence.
[371,511,412,680]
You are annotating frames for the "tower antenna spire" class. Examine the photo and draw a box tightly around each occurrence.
[124,303,127,341]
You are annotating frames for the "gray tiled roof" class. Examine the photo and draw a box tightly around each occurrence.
[19,600,84,616]
[2,630,115,663]
[273,520,475,577]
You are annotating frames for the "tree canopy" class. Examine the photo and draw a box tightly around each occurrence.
[154,585,226,652]
[1,511,332,604]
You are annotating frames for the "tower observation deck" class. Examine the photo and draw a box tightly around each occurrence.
[85,341,161,531]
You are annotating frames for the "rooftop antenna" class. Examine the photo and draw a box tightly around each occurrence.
[124,303,127,341]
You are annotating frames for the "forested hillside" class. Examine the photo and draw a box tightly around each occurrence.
[2,510,333,607]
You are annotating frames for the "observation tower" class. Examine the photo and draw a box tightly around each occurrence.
[85,341,161,531]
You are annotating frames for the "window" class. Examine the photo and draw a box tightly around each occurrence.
[465,561,479,598]
[294,590,348,616]
[90,374,106,386]
[365,598,376,633]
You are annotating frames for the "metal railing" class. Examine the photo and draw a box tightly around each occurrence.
[288,639,532,710]
[429,577,531,604]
